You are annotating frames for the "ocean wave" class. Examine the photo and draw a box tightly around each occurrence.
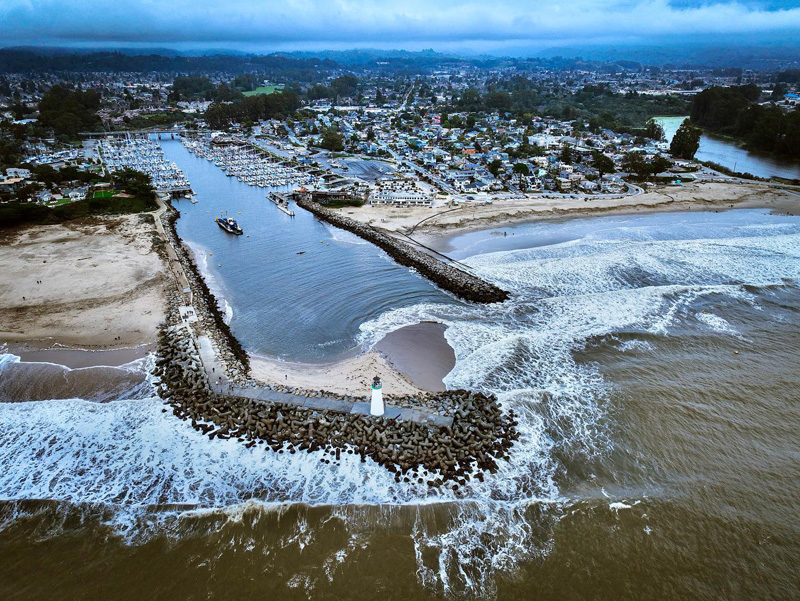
[3,211,799,597]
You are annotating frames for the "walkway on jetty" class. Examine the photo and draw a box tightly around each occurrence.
[195,335,453,428]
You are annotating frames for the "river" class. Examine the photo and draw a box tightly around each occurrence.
[1,140,799,599]
[654,115,800,180]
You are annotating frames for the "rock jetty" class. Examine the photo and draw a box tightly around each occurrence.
[294,193,510,304]
[153,323,519,485]
[161,207,250,374]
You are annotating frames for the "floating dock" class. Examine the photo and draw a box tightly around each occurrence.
[268,191,295,217]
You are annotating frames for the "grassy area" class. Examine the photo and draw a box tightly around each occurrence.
[92,190,115,199]
[243,85,285,97]
[0,195,158,229]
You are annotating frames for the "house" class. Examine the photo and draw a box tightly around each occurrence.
[0,177,25,194]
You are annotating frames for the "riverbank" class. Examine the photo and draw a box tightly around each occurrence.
[0,214,169,350]
[343,180,800,244]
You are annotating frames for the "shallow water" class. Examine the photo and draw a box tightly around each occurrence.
[1,196,799,597]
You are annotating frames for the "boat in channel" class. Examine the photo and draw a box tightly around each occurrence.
[215,213,244,235]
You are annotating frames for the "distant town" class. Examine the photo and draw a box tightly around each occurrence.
[1,49,798,218]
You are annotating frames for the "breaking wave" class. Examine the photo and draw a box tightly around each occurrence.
[1,210,798,597]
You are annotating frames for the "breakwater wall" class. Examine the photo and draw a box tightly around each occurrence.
[294,194,510,304]
[154,323,519,485]
[161,206,251,375]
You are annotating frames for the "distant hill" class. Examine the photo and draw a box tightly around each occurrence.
[536,42,800,70]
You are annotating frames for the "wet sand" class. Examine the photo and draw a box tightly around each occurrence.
[13,344,153,368]
[248,321,455,396]
[374,322,455,392]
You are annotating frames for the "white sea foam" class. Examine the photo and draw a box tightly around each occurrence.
[1,213,798,597]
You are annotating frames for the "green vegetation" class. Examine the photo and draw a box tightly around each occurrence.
[670,119,702,160]
[700,161,763,181]
[169,76,218,101]
[0,167,156,228]
[29,164,105,187]
[591,151,616,179]
[37,85,102,139]
[307,75,359,101]
[450,82,690,133]
[204,90,301,129]
[622,151,675,181]
[121,110,192,130]
[111,167,156,201]
[323,197,365,208]
[243,85,285,97]
[0,194,158,228]
[691,85,800,159]
[319,129,345,152]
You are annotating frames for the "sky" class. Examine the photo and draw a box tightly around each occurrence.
[2,0,800,55]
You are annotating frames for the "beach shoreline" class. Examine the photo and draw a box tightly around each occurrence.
[5,180,796,395]
[343,181,800,248]
[248,321,456,397]
[0,214,169,352]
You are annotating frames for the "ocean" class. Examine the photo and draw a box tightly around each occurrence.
[1,158,799,599]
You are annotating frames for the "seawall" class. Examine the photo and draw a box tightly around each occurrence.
[294,194,510,304]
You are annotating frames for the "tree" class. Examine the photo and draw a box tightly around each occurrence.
[38,86,102,138]
[670,119,702,160]
[559,142,573,164]
[591,151,616,180]
[645,118,666,141]
[375,88,385,106]
[330,75,358,98]
[622,151,650,180]
[320,128,344,152]
[484,91,512,112]
[512,162,530,177]
[650,155,674,178]
[488,159,503,178]
[112,168,155,200]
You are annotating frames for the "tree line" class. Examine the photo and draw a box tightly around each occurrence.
[204,90,301,129]
[691,85,800,159]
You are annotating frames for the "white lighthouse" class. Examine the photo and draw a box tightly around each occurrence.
[370,375,384,416]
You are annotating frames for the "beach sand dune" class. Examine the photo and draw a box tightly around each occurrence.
[0,215,168,350]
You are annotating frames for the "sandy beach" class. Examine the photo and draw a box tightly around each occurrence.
[344,181,800,243]
[249,322,455,396]
[0,214,169,350]
[4,179,796,395]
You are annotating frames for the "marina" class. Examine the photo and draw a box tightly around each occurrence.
[97,134,192,196]
[182,134,317,189]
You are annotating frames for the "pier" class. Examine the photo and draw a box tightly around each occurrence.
[268,191,296,217]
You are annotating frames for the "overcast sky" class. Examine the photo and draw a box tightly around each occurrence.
[2,0,800,53]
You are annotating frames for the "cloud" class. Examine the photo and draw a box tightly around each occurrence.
[1,0,799,49]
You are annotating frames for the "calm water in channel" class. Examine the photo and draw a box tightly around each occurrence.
[0,140,798,599]
[160,138,453,362]
[655,115,800,180]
